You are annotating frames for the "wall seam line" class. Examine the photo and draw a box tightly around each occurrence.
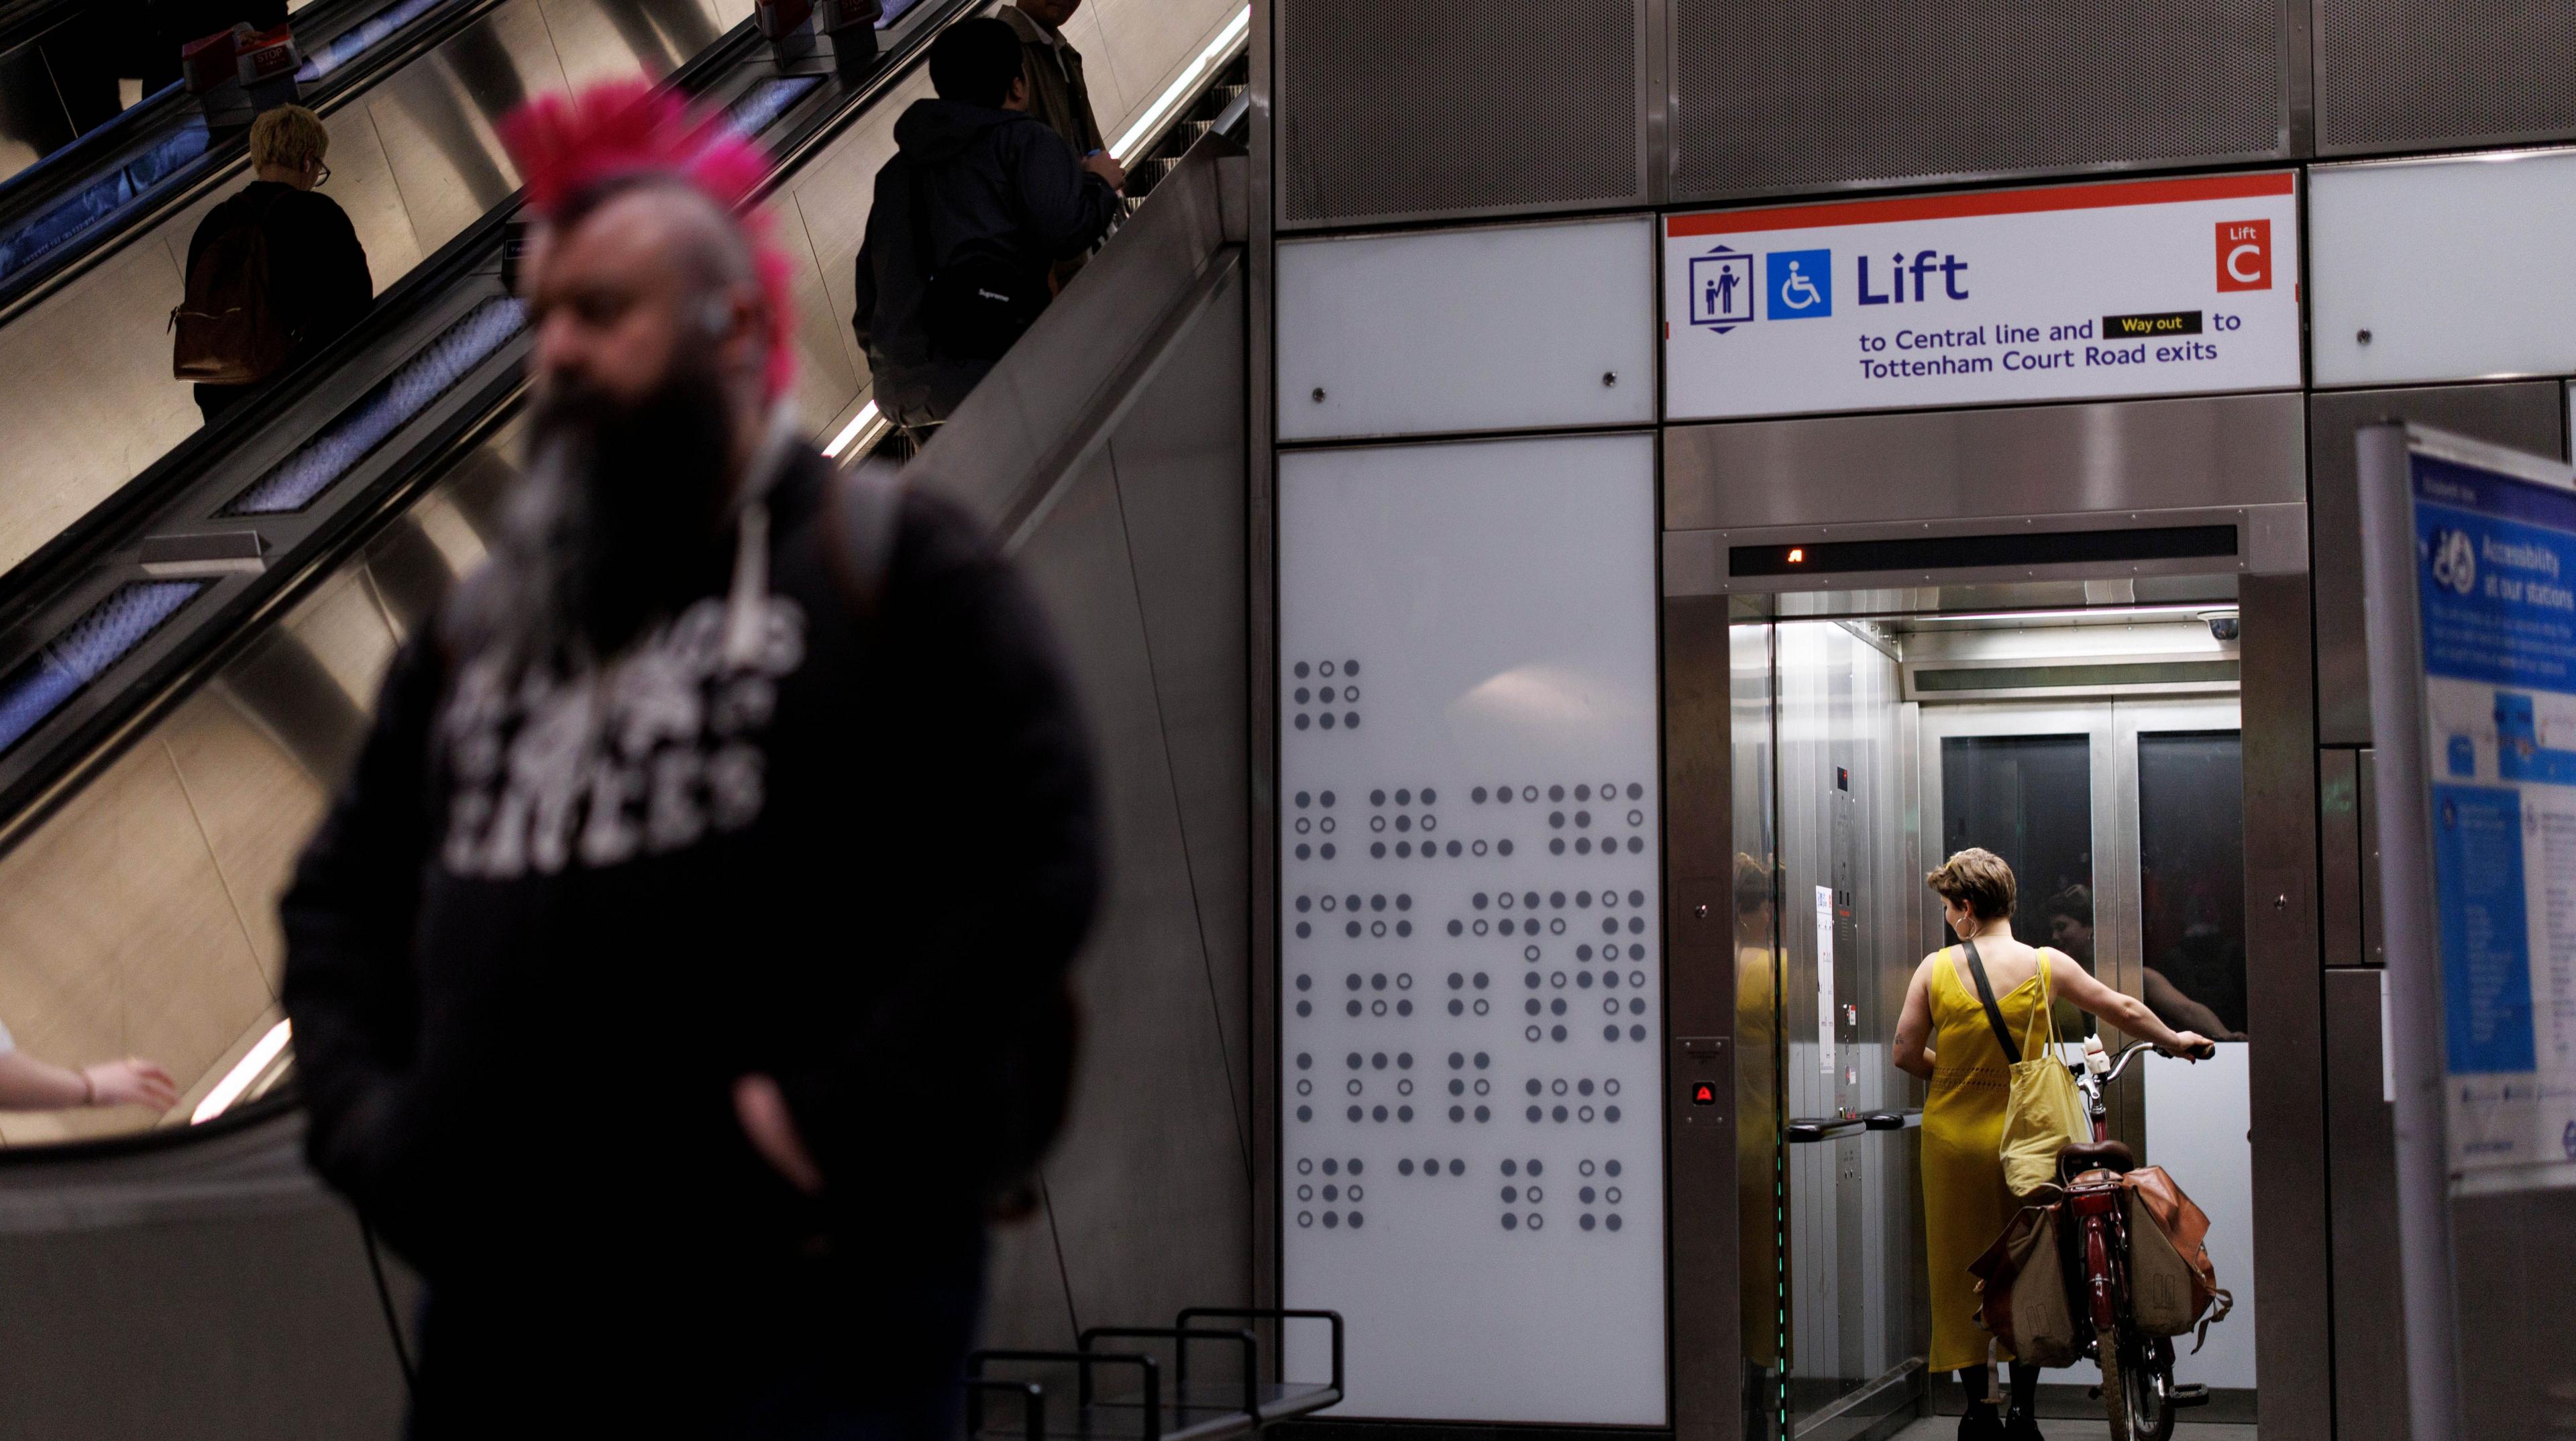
[158,733,278,1004]
[1106,439,1256,1184]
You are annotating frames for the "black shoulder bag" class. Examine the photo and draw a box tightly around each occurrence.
[912,161,1046,364]
[1962,939,2021,1065]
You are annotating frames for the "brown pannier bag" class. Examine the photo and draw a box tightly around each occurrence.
[2123,1165,2235,1350]
[1969,1202,2084,1367]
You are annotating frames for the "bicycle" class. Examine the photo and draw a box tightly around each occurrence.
[2053,1034,2218,1441]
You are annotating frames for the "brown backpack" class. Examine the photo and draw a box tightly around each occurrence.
[172,192,294,384]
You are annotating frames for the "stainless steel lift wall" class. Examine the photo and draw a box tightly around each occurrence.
[0,0,755,580]
[1764,615,1923,1432]
[1660,394,2320,1441]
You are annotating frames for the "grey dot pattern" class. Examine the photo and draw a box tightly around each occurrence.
[1287,755,1654,1237]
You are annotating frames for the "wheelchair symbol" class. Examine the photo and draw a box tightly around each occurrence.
[1778,262,1822,311]
[2431,527,2477,596]
[1764,248,1833,320]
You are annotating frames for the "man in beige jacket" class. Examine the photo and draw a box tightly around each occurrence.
[1003,0,1122,285]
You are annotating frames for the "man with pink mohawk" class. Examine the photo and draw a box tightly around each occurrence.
[279,80,1100,1437]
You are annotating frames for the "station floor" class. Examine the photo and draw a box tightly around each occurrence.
[1889,1423,2257,1440]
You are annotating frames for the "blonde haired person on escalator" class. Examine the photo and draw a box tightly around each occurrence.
[180,104,374,423]
[0,1016,178,1114]
[1892,848,2210,1441]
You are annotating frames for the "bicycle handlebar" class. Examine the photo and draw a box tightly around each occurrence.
[2092,1038,2218,1083]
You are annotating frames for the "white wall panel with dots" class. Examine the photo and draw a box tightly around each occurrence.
[1278,432,1667,1424]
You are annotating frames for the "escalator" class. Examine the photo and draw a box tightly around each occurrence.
[0,0,901,603]
[0,7,1250,1428]
[0,0,1250,1142]
[0,0,965,1149]
[0,0,751,313]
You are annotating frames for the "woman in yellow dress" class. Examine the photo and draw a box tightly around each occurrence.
[1892,849,2210,1440]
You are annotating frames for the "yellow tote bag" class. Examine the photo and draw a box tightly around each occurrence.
[1965,945,2090,1197]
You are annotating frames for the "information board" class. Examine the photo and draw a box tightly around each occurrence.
[2393,441,2576,1185]
[1662,172,2303,421]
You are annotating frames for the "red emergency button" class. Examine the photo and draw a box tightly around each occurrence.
[1690,1082,1717,1106]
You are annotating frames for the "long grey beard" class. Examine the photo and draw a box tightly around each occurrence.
[463,426,608,678]
[456,354,742,676]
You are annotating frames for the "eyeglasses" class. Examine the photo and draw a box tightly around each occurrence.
[312,162,331,187]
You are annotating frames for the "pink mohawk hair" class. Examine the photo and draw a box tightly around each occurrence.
[500,79,799,400]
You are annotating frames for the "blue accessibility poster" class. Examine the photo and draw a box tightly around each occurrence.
[2408,449,2576,1177]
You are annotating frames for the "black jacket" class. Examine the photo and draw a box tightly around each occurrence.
[851,99,1120,425]
[185,180,373,372]
[186,180,371,421]
[279,448,1099,1418]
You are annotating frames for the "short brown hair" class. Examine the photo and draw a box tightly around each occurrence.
[1926,847,2016,922]
[249,105,329,174]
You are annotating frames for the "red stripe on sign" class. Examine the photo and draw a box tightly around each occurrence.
[1665,172,2296,237]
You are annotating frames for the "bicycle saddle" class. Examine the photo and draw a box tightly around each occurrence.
[2059,1138,2135,1175]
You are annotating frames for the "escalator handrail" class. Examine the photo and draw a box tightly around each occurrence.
[0,1083,302,1169]
[0,0,563,326]
[0,0,393,225]
[0,82,189,221]
[0,11,779,627]
[0,5,1234,1171]
[0,0,109,54]
[0,3,979,835]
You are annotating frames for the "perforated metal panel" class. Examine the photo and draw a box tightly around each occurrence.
[1671,1,2290,201]
[1278,0,1644,227]
[2316,0,2576,153]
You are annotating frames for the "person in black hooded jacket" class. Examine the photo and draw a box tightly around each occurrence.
[851,17,1120,436]
[280,83,1099,1437]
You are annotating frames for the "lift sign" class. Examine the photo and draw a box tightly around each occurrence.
[1663,172,2302,421]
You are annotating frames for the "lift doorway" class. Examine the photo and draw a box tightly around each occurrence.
[1723,602,2266,1441]
[1659,394,2320,1441]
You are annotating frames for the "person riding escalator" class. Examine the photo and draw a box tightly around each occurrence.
[850,18,1121,445]
[176,105,374,423]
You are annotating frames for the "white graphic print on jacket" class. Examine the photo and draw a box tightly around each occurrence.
[438,594,808,878]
